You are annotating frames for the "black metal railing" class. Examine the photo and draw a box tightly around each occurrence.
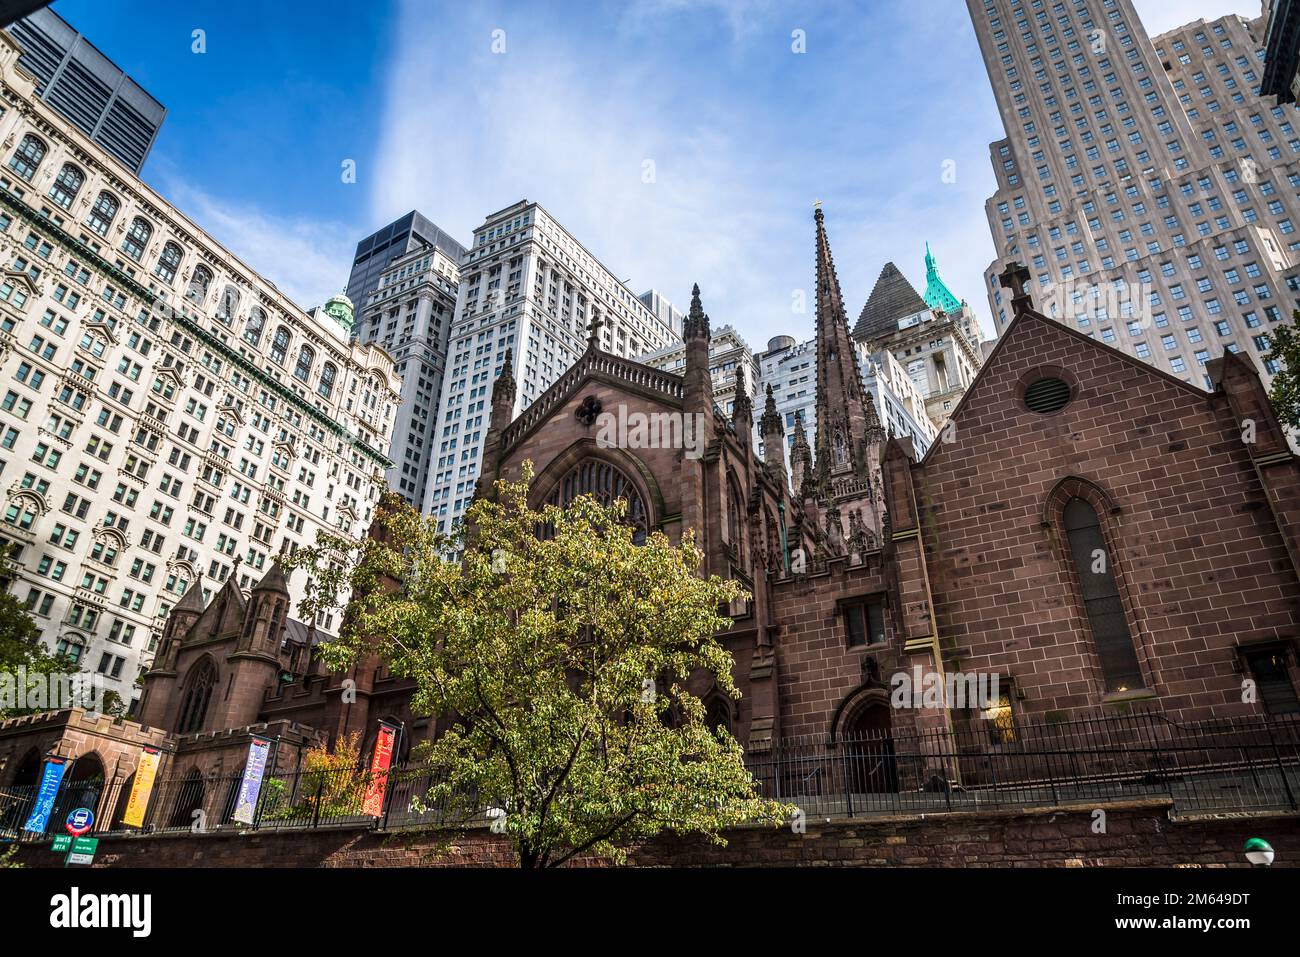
[1,710,1297,844]
[744,710,1300,818]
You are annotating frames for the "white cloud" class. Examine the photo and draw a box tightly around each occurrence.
[368,0,815,344]
[159,172,354,312]
[1133,0,1263,36]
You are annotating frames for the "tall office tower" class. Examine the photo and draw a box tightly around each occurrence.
[355,242,460,510]
[6,7,165,174]
[755,334,937,480]
[970,1,1300,391]
[853,246,985,426]
[1261,0,1300,104]
[423,200,679,533]
[344,210,466,307]
[0,33,401,714]
[637,322,759,420]
[638,288,684,335]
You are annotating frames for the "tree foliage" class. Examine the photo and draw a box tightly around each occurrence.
[1266,314,1300,430]
[285,463,789,867]
[0,549,79,719]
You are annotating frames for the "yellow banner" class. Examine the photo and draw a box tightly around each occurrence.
[121,748,161,828]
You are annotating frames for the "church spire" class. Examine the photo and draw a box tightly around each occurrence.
[923,242,962,314]
[809,205,880,500]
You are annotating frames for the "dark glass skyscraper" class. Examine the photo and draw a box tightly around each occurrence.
[345,210,467,307]
[5,7,165,174]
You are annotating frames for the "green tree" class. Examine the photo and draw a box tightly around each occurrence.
[0,549,78,719]
[1266,314,1300,429]
[286,463,789,867]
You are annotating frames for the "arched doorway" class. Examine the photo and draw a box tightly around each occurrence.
[48,752,105,835]
[842,704,898,795]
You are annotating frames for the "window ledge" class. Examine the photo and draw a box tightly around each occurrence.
[1101,688,1157,705]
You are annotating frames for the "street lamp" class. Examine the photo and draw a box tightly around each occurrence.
[1243,837,1275,867]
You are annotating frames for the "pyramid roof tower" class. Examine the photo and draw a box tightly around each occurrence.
[853,262,928,341]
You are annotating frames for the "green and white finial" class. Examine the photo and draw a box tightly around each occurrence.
[324,293,355,333]
[922,242,962,314]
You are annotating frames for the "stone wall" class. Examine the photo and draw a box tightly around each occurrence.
[14,800,1299,868]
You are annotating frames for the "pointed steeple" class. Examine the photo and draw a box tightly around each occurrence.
[683,283,710,341]
[252,561,290,595]
[759,383,783,438]
[173,572,208,613]
[809,205,881,501]
[790,408,811,496]
[923,242,962,314]
[492,346,516,401]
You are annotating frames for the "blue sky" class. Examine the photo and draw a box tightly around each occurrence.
[49,0,1260,346]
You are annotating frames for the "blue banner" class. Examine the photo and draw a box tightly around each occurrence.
[23,757,70,834]
[232,736,272,825]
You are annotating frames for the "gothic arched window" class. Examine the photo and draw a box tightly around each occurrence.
[318,362,336,399]
[187,265,212,305]
[176,657,217,733]
[294,344,314,382]
[1063,497,1143,693]
[833,428,849,466]
[244,307,266,346]
[543,459,648,544]
[216,285,239,325]
[155,242,182,284]
[270,325,290,365]
[121,217,152,261]
[8,134,45,181]
[48,163,83,209]
[86,191,118,236]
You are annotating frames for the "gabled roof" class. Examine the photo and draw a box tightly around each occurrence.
[854,263,928,342]
[498,348,686,456]
[919,302,1217,469]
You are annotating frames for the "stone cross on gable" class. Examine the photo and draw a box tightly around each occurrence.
[586,311,604,349]
[998,261,1033,315]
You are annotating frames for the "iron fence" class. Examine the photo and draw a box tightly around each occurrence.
[1,710,1297,845]
[746,710,1300,818]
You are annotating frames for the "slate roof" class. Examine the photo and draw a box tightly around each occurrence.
[853,262,928,342]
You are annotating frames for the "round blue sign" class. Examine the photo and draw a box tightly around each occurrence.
[65,807,94,837]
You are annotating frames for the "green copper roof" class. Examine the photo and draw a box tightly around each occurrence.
[922,243,962,314]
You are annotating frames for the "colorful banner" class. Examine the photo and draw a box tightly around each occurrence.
[232,736,272,825]
[23,756,70,834]
[121,747,161,828]
[362,722,399,817]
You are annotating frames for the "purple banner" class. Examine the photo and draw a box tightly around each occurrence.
[232,736,272,825]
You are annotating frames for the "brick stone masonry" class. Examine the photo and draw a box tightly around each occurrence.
[12,801,1300,868]
[4,213,1300,867]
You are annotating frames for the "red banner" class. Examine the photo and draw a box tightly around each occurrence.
[362,723,398,817]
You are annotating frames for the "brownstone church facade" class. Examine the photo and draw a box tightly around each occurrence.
[3,207,1300,828]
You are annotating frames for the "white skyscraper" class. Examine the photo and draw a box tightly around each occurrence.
[422,201,679,533]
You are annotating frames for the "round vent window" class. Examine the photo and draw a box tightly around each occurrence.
[1023,377,1072,414]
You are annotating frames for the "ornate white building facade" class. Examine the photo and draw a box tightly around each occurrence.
[0,32,401,714]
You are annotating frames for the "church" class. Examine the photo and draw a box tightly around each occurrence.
[3,206,1299,832]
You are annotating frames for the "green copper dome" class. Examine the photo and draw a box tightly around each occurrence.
[323,293,355,333]
[922,243,962,314]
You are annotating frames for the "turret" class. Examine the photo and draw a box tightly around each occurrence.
[475,346,518,501]
[759,384,788,486]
